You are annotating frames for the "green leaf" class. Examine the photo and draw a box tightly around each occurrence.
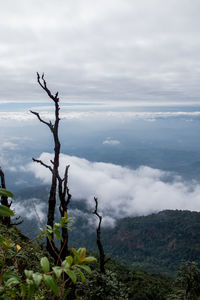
[76,268,86,282]
[64,269,77,284]
[43,274,59,296]
[77,248,82,255]
[52,266,62,279]
[72,248,78,256]
[68,225,72,232]
[54,222,61,229]
[20,284,27,298]
[46,225,52,230]
[83,256,97,263]
[32,273,42,287]
[5,277,20,287]
[62,260,70,269]
[78,265,92,274]
[40,257,50,273]
[72,248,80,264]
[27,282,35,300]
[65,256,73,266]
[80,248,86,259]
[0,205,14,217]
[0,188,14,198]
[54,229,61,240]
[24,270,33,279]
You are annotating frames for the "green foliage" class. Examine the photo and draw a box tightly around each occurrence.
[38,211,73,242]
[0,188,14,199]
[20,247,96,299]
[0,205,14,217]
[0,188,14,217]
[69,209,200,276]
[0,203,96,299]
[77,269,129,300]
[175,261,200,299]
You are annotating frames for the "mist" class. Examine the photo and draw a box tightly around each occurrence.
[26,152,200,222]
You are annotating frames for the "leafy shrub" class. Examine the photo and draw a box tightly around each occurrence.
[0,188,96,299]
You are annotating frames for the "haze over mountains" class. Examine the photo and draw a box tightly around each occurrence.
[1,102,200,225]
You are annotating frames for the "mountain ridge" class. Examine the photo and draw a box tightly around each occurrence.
[15,185,200,276]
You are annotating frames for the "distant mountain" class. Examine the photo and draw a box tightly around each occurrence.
[15,185,200,276]
[100,210,200,276]
[67,209,200,276]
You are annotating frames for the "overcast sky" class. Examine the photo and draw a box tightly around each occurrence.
[1,0,200,103]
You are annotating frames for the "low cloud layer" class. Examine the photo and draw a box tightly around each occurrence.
[1,109,200,122]
[27,153,200,220]
[0,141,17,150]
[13,198,46,222]
[103,138,120,146]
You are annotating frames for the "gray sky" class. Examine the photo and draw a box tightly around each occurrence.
[1,0,200,103]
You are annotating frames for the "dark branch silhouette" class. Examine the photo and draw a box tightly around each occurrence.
[93,197,106,273]
[30,73,71,261]
[32,158,53,173]
[30,110,54,131]
[11,216,24,226]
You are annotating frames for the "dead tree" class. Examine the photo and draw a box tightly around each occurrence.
[93,197,106,274]
[0,167,11,225]
[30,73,71,261]
[0,168,23,226]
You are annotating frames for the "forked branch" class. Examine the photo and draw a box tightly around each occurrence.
[31,73,71,261]
[37,72,59,103]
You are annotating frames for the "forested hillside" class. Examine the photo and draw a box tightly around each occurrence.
[15,185,200,276]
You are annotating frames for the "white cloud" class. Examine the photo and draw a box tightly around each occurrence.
[13,198,46,222]
[1,141,17,150]
[0,1,200,102]
[103,138,120,145]
[101,216,116,228]
[1,109,200,122]
[27,152,200,220]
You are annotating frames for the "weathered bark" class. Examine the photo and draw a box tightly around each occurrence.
[31,73,71,261]
[93,197,106,274]
[58,165,71,259]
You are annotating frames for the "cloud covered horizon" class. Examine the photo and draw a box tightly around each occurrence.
[26,152,200,223]
[1,109,200,122]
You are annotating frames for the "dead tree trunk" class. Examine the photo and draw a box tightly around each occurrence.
[93,197,106,274]
[57,165,71,260]
[31,73,71,261]
[0,167,11,225]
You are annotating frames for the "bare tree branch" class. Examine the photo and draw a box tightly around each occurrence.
[93,197,106,274]
[32,158,53,173]
[37,72,59,103]
[30,110,54,131]
[11,218,24,226]
[32,73,71,261]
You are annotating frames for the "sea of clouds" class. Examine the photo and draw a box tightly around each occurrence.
[23,152,200,227]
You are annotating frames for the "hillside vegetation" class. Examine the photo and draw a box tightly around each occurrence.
[16,186,200,276]
[0,220,176,299]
